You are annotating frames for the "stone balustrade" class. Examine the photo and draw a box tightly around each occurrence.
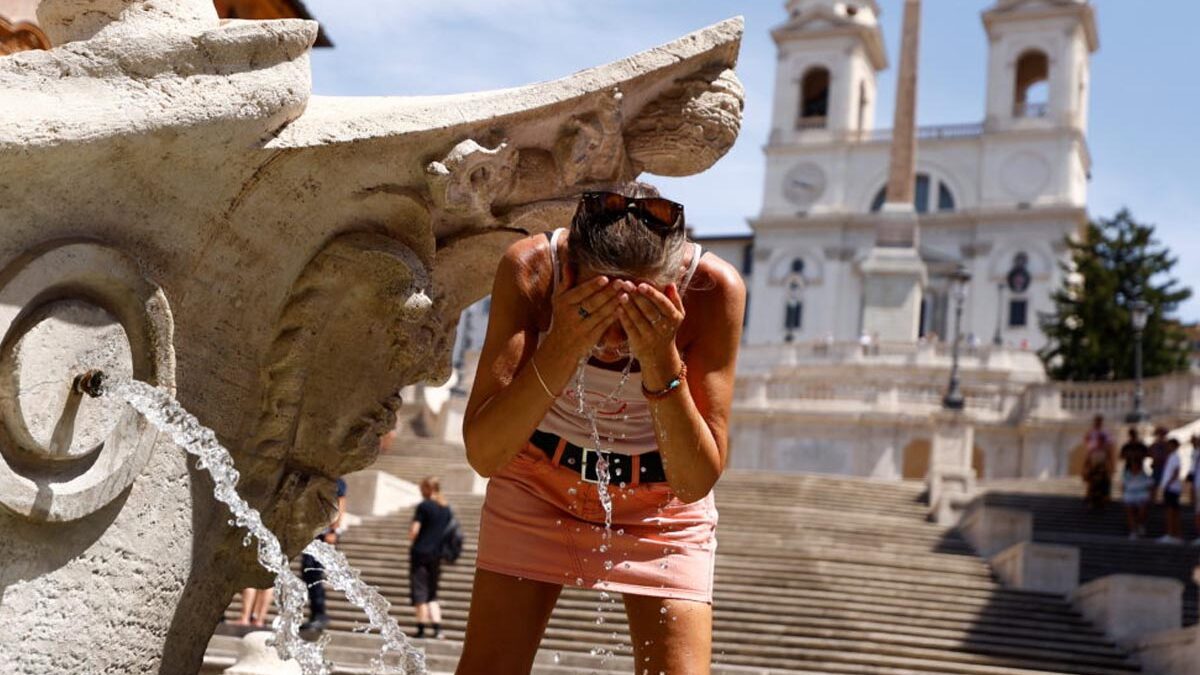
[734,346,1200,429]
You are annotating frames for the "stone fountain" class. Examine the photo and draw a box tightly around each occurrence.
[0,1,744,673]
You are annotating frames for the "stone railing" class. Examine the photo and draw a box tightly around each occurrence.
[734,344,1200,428]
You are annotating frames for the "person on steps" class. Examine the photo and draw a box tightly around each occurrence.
[1082,416,1114,512]
[1120,428,1151,539]
[1157,438,1185,544]
[300,477,347,632]
[410,476,454,640]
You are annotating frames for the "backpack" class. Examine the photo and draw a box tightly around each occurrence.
[440,511,464,564]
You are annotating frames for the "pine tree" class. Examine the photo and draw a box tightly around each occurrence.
[1039,209,1192,381]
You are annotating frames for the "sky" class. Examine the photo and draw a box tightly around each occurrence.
[305,0,1200,320]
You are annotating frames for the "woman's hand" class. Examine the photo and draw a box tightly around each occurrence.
[540,265,631,365]
[619,282,685,386]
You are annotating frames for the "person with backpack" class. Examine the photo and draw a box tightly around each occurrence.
[409,476,456,639]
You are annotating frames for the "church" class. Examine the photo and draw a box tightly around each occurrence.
[704,0,1097,351]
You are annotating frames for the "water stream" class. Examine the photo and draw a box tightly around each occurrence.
[111,379,425,675]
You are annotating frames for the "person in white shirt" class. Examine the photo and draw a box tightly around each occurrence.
[1157,438,1184,544]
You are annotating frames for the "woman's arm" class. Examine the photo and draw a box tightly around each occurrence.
[462,238,629,477]
[619,258,746,503]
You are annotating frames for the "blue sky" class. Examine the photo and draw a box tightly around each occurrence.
[306,1,1200,320]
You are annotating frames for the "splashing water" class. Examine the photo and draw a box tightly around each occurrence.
[303,541,425,674]
[570,355,636,664]
[112,380,425,675]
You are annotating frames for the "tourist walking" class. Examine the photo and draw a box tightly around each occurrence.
[1081,415,1113,511]
[1158,438,1185,543]
[300,477,347,632]
[456,187,744,674]
[410,476,455,640]
[1120,428,1151,539]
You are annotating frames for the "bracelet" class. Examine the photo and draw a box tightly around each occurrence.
[529,356,558,400]
[642,362,687,401]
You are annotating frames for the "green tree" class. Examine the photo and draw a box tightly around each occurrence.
[1039,209,1192,381]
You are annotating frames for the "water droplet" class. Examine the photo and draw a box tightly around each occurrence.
[567,487,577,496]
[660,607,668,614]
[604,561,614,571]
[576,577,585,586]
[553,653,561,664]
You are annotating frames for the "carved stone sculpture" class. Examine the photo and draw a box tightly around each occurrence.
[0,1,743,672]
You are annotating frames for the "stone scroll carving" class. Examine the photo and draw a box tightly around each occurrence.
[626,66,745,177]
[0,242,175,522]
[244,233,437,549]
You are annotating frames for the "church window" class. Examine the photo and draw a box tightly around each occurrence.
[870,174,956,214]
[1014,50,1050,118]
[1008,299,1028,328]
[799,67,830,129]
[913,174,931,213]
[937,182,956,211]
[784,300,803,331]
[791,258,805,275]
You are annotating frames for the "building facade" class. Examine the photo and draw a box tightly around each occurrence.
[744,0,1096,351]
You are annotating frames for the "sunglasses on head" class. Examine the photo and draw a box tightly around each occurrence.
[576,191,685,235]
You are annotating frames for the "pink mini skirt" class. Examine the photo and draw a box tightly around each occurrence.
[475,444,718,603]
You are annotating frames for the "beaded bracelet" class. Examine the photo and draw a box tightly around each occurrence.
[642,362,687,401]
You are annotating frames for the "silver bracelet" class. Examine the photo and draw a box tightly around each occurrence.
[530,356,558,400]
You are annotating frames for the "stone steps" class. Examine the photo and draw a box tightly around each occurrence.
[205,447,1139,673]
[980,480,1200,626]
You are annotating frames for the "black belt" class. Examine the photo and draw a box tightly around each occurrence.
[530,430,667,485]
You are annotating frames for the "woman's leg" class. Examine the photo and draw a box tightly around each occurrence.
[252,588,274,626]
[455,569,562,675]
[236,588,257,625]
[623,593,713,675]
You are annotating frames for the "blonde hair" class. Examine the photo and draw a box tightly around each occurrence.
[420,476,447,506]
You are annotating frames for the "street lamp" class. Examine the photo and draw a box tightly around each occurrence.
[1126,299,1150,423]
[943,265,971,410]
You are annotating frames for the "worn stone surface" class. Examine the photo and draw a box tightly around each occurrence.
[0,1,743,672]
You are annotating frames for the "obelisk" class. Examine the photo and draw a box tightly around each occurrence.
[860,0,927,342]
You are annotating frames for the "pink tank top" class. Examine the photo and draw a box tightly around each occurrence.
[535,228,702,456]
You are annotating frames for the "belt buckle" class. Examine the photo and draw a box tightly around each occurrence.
[579,447,601,484]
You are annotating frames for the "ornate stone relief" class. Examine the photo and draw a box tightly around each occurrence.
[554,89,627,187]
[626,66,744,177]
[0,242,175,522]
[426,139,519,230]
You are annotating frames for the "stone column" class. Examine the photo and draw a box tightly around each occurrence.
[860,0,926,342]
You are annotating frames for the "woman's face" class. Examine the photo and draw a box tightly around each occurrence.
[578,268,663,363]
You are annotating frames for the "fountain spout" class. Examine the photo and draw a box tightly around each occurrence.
[73,370,106,398]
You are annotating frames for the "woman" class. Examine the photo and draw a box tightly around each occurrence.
[1081,415,1113,512]
[409,476,454,639]
[1120,431,1151,539]
[458,188,745,674]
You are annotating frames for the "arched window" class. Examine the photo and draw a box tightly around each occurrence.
[791,258,806,275]
[870,174,956,214]
[1014,50,1049,118]
[798,67,830,129]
